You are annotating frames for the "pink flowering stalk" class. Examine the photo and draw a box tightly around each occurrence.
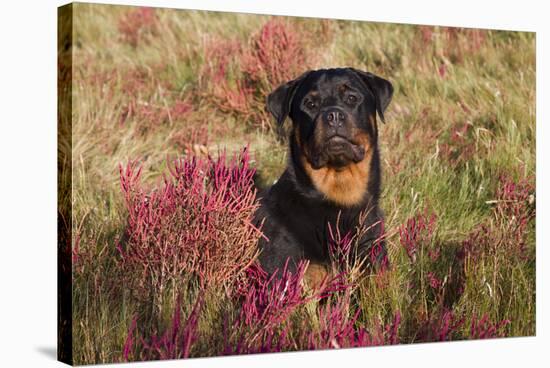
[118,148,262,305]
[123,295,204,362]
[122,316,138,361]
[118,7,158,47]
[200,20,313,131]
[328,210,388,279]
[469,314,510,339]
[418,309,465,342]
[242,19,307,93]
[224,260,310,354]
[417,309,510,343]
[493,175,535,260]
[199,38,254,118]
[399,211,437,263]
[327,223,354,273]
[306,292,401,349]
[427,272,443,290]
[225,259,351,354]
[460,175,535,263]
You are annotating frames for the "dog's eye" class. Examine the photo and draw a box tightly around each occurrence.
[346,95,358,104]
[305,100,317,110]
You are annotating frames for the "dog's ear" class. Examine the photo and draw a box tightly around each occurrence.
[351,69,394,123]
[266,71,311,128]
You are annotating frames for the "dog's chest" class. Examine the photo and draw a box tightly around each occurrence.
[280,200,361,260]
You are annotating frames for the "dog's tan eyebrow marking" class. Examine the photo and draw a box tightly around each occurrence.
[336,84,357,97]
[306,91,320,98]
[339,83,358,93]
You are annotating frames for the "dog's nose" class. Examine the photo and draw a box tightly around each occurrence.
[325,109,345,128]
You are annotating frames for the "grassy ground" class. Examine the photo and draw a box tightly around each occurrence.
[65,3,535,365]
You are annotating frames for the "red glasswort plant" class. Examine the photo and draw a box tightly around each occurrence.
[418,308,465,342]
[328,209,388,278]
[200,20,313,131]
[118,148,262,303]
[427,272,443,290]
[413,26,487,75]
[493,175,535,260]
[306,293,401,349]
[440,27,487,64]
[123,294,204,362]
[242,19,307,95]
[327,223,354,273]
[439,121,477,166]
[225,260,310,354]
[460,175,535,262]
[122,100,193,131]
[417,309,510,342]
[469,314,510,339]
[199,38,254,118]
[225,259,352,354]
[399,211,437,263]
[118,7,159,47]
[116,65,192,134]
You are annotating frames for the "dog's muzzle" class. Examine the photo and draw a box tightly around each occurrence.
[308,107,367,169]
[309,135,365,169]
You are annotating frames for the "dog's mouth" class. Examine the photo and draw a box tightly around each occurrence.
[309,135,366,170]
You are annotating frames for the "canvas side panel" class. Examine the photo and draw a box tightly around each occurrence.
[58,3,73,366]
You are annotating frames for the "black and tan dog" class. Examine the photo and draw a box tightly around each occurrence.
[254,67,393,282]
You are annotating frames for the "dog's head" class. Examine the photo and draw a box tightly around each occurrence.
[267,68,393,170]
